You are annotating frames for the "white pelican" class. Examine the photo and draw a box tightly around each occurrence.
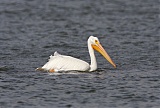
[36,36,116,72]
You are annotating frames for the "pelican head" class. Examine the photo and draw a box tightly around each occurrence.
[88,36,116,68]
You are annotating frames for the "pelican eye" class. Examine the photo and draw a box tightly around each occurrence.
[95,40,98,43]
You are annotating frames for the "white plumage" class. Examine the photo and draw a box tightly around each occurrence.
[42,52,90,71]
[36,36,116,72]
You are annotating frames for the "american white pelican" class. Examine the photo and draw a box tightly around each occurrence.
[36,36,116,72]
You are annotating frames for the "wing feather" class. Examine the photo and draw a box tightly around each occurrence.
[54,51,62,56]
[42,52,90,71]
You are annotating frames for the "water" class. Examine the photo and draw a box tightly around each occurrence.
[0,0,159,108]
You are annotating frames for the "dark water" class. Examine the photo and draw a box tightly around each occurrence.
[0,0,159,108]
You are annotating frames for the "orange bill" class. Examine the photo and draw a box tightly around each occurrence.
[92,42,116,68]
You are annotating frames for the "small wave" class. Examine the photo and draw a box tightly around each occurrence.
[0,66,12,72]
[48,71,88,75]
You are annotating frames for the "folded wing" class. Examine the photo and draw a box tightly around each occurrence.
[41,52,90,72]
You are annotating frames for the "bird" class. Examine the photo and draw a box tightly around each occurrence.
[36,36,116,72]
